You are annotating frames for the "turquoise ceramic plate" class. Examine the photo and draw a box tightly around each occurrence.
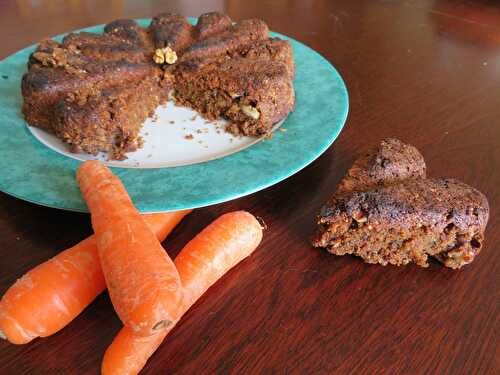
[0,19,348,213]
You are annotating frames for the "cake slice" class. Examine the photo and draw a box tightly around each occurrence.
[312,139,489,269]
[312,178,489,268]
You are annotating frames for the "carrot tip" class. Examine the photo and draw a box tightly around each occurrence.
[0,330,5,340]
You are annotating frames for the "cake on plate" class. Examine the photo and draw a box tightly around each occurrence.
[22,12,295,160]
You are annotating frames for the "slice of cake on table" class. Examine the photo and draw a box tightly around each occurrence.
[21,12,295,160]
[312,139,489,269]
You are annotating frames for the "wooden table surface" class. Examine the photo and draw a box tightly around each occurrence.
[1,0,499,374]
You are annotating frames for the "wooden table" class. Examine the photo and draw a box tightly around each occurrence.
[1,1,499,374]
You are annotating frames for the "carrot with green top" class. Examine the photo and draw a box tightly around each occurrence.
[0,210,191,344]
[76,160,183,336]
[102,211,263,375]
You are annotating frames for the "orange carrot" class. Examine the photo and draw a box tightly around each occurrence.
[102,328,166,375]
[0,210,191,345]
[77,160,184,336]
[102,211,263,375]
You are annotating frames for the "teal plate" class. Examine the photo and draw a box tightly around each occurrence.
[0,19,348,213]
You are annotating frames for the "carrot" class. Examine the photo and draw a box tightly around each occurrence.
[102,211,263,375]
[0,210,191,345]
[76,160,184,336]
[102,327,166,375]
[175,211,263,309]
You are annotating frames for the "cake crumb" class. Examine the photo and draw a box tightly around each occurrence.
[169,120,175,124]
[184,134,194,140]
[190,115,198,121]
[279,128,287,133]
[147,154,152,158]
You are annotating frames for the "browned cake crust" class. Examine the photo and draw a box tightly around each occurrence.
[21,12,295,159]
[180,19,269,62]
[336,138,427,195]
[312,139,489,269]
[60,32,151,62]
[149,13,194,52]
[195,12,232,39]
[104,19,152,47]
[238,38,294,77]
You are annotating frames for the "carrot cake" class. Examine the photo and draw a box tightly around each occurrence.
[22,12,295,159]
[312,139,489,269]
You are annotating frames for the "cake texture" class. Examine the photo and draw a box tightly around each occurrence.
[335,138,427,195]
[312,139,489,269]
[21,12,295,159]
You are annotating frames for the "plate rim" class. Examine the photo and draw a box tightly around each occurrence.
[0,18,349,213]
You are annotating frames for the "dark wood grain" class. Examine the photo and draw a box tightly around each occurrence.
[1,0,499,374]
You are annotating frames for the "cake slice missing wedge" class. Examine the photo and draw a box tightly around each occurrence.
[22,12,295,160]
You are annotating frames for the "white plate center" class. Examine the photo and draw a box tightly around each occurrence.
[28,101,278,168]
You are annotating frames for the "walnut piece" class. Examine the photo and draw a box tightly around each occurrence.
[241,105,260,120]
[168,89,176,101]
[153,46,178,65]
[32,49,86,75]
